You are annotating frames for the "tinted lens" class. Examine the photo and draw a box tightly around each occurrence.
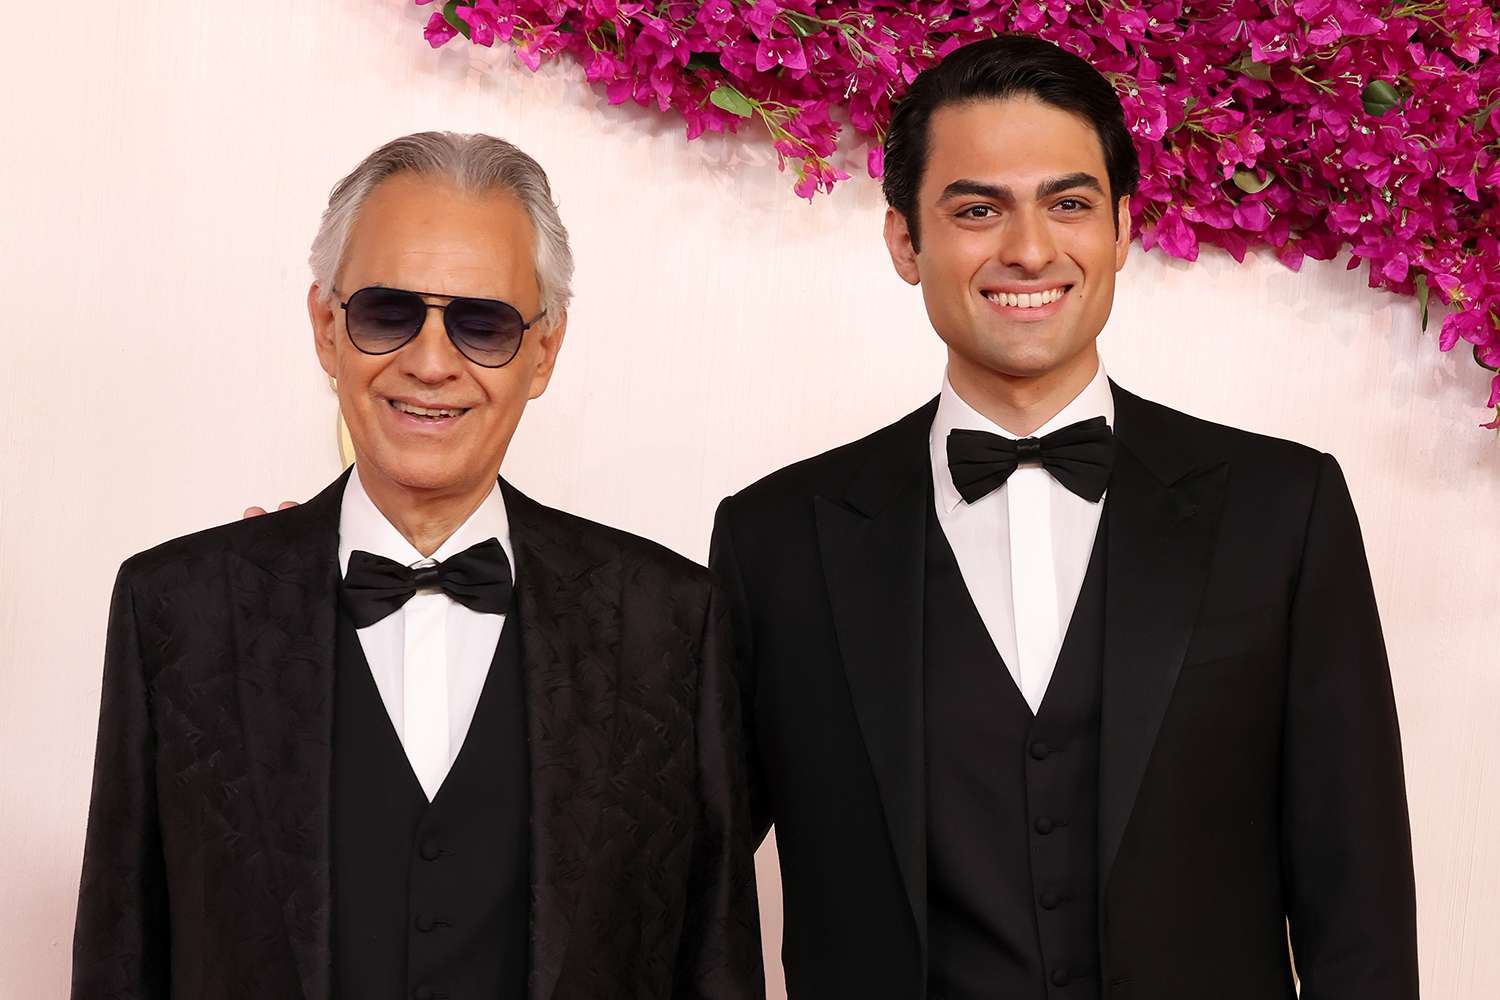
[345,287,426,354]
[445,297,525,367]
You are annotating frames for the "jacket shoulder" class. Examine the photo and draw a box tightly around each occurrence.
[518,494,713,592]
[116,477,344,592]
[1119,388,1328,483]
[117,512,278,586]
[721,398,937,520]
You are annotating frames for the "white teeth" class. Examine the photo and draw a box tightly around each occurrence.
[986,287,1066,309]
[392,400,465,418]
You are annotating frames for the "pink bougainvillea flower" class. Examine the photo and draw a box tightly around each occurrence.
[413,0,1500,423]
[422,10,458,48]
[755,37,808,74]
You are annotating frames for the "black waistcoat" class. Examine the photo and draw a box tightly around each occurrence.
[332,603,530,1000]
[924,497,1107,1000]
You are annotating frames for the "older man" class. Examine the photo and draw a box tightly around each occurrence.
[71,133,763,1000]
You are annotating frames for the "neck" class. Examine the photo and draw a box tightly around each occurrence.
[355,466,496,558]
[947,344,1100,437]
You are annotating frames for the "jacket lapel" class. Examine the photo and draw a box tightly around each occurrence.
[1098,384,1230,889]
[502,481,623,1000]
[814,400,937,960]
[229,470,349,1000]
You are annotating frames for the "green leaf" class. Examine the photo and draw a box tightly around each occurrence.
[1361,80,1402,117]
[1231,56,1274,82]
[1415,273,1429,332]
[1232,168,1274,194]
[782,11,820,38]
[687,51,723,74]
[442,0,472,40]
[1476,99,1500,134]
[709,85,755,119]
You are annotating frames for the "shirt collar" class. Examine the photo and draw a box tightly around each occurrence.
[929,358,1114,514]
[338,465,514,579]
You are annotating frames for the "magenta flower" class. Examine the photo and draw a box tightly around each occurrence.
[422,10,458,48]
[414,0,1500,425]
[755,37,808,74]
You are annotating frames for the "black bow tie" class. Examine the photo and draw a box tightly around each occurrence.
[341,538,513,628]
[947,416,1115,504]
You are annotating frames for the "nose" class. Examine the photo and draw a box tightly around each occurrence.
[997,206,1058,276]
[399,304,466,384]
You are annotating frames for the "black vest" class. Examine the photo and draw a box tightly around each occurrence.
[332,604,530,1000]
[924,498,1106,1000]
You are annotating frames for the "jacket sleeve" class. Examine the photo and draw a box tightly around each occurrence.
[706,499,770,844]
[673,578,766,1000]
[1282,454,1419,999]
[72,564,170,998]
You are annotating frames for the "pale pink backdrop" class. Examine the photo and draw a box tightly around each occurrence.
[2,2,1498,996]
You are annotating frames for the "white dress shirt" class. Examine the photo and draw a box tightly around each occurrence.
[338,467,515,800]
[928,362,1115,714]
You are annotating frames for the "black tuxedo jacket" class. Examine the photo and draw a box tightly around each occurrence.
[73,471,764,1000]
[710,382,1418,1000]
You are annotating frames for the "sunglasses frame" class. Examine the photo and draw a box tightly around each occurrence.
[335,285,547,369]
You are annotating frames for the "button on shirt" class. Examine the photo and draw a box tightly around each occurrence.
[338,468,514,800]
[928,362,1114,713]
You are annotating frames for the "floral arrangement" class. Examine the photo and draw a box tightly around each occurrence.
[417,0,1500,426]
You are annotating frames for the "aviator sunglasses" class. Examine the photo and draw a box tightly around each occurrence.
[337,285,547,368]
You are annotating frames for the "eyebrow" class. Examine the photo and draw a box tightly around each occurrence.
[937,172,1106,203]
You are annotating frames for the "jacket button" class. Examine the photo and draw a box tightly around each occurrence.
[1034,816,1055,835]
[415,914,436,933]
[1051,967,1070,987]
[1040,891,1061,910]
[419,840,442,861]
[413,988,434,1000]
[1030,741,1051,760]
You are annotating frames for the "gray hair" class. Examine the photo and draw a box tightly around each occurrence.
[308,131,574,323]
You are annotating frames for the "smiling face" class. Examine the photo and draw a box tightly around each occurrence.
[885,97,1130,398]
[309,172,565,506]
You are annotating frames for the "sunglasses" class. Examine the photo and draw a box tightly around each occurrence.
[337,286,547,368]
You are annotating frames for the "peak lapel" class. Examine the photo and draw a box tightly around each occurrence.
[1098,385,1229,889]
[502,482,622,1000]
[229,470,349,1000]
[813,400,937,956]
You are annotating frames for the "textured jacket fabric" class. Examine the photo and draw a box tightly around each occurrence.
[72,471,764,1000]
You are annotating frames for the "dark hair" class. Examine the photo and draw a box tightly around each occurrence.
[882,34,1140,249]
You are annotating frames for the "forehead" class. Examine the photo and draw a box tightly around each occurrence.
[339,173,538,299]
[921,98,1110,195]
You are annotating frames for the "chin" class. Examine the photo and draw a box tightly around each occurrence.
[363,449,476,494]
[971,345,1069,380]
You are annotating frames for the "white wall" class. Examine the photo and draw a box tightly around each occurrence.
[2,1,1497,996]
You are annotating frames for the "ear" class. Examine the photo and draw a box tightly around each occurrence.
[1114,195,1132,272]
[883,207,922,286]
[526,309,568,400]
[309,282,339,378]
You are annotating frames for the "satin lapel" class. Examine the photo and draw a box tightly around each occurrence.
[502,481,623,1000]
[813,400,936,957]
[1098,386,1229,889]
[229,470,349,1000]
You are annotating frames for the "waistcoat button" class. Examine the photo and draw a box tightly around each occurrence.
[1034,816,1055,835]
